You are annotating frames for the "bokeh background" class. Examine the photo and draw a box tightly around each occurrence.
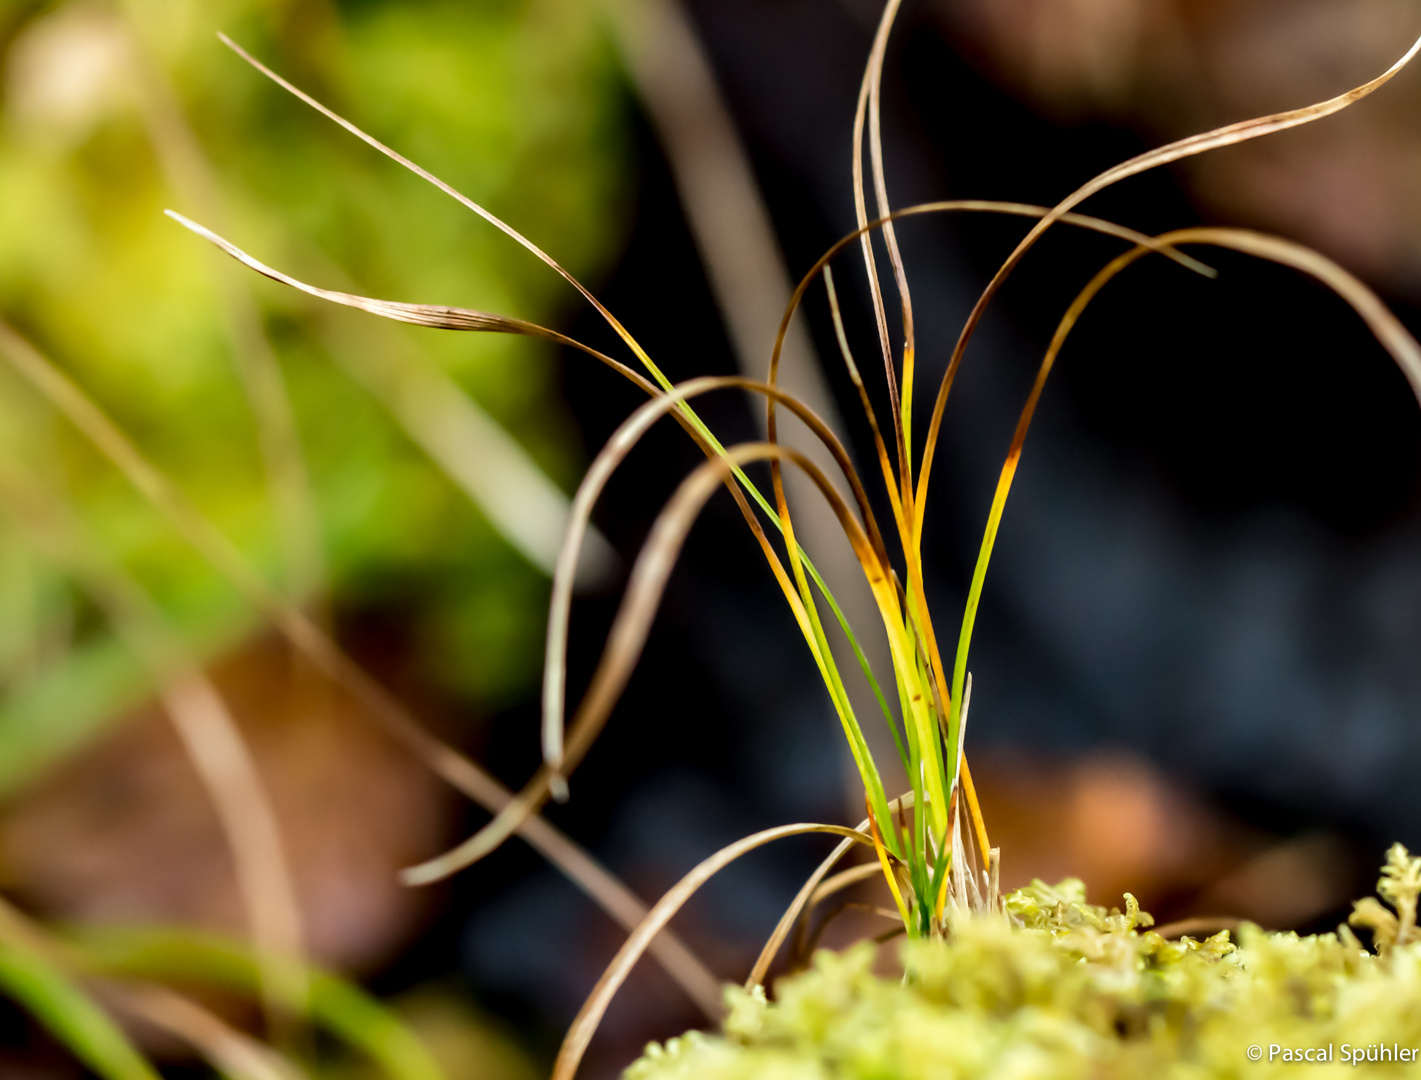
[1,0,1420,1076]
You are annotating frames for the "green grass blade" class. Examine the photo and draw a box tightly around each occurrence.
[802,556,911,776]
[0,945,160,1080]
[67,928,445,1080]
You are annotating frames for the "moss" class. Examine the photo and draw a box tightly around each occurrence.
[627,847,1421,1078]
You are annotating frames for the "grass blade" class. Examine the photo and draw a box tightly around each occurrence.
[850,0,909,491]
[214,35,676,396]
[915,25,1421,543]
[862,0,917,480]
[0,457,308,1031]
[0,318,723,1021]
[542,375,887,777]
[71,927,439,1080]
[949,226,1421,825]
[405,439,901,884]
[124,14,324,603]
[0,947,159,1080]
[552,822,875,1080]
[110,983,305,1080]
[747,792,915,988]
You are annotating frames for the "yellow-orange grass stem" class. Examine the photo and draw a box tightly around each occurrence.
[867,796,911,928]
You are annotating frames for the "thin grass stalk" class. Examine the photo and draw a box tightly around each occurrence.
[862,0,917,482]
[122,9,324,605]
[0,462,307,1032]
[950,227,1421,740]
[553,823,877,1080]
[913,25,1421,560]
[0,900,161,1080]
[108,984,307,1080]
[0,319,724,1021]
[850,0,909,493]
[410,437,906,882]
[746,796,914,989]
[164,215,901,845]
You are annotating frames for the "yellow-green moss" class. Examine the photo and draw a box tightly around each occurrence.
[628,846,1421,1078]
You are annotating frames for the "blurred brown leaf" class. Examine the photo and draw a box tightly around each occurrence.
[0,634,456,975]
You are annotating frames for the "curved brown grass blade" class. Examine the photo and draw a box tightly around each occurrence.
[214,35,667,383]
[766,199,1213,736]
[746,790,914,989]
[809,862,886,909]
[948,227,1421,795]
[914,26,1421,533]
[0,893,306,1080]
[1179,229,1421,398]
[864,0,916,489]
[1014,225,1421,527]
[0,460,307,1032]
[115,984,306,1080]
[850,0,908,487]
[0,318,723,1022]
[824,264,902,525]
[169,212,624,579]
[541,375,888,783]
[127,19,324,606]
[552,822,876,1080]
[407,439,894,885]
[165,211,648,384]
[165,212,815,848]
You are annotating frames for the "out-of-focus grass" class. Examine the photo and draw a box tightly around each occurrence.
[0,0,627,789]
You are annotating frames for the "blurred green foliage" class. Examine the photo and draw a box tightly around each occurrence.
[0,0,628,790]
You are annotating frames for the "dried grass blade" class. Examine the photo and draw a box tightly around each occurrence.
[864,0,917,476]
[1177,228,1421,399]
[850,0,908,491]
[126,19,324,603]
[114,984,305,1080]
[948,226,1421,836]
[824,266,905,534]
[553,822,875,1080]
[746,791,914,988]
[170,212,579,340]
[915,27,1421,529]
[542,376,886,780]
[0,319,722,1021]
[810,862,886,911]
[0,460,307,1031]
[409,439,897,884]
[170,211,627,578]
[215,35,666,384]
